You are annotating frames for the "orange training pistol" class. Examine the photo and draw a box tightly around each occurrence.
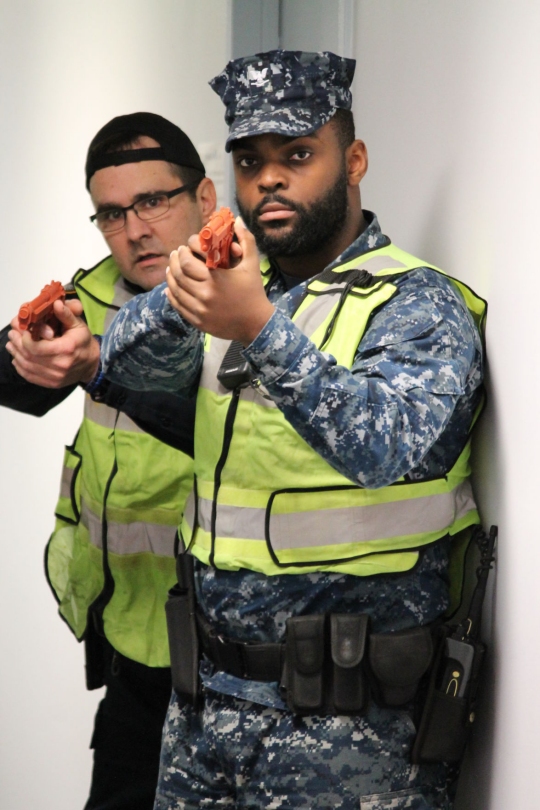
[199,207,235,269]
[18,281,66,341]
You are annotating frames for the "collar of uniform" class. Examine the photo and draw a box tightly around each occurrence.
[326,210,389,272]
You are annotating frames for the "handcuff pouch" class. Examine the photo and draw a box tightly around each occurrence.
[369,625,434,706]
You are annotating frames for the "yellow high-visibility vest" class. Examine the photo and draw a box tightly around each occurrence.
[46,257,194,666]
[182,243,486,577]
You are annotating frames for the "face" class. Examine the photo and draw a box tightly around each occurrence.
[233,122,352,258]
[89,137,215,290]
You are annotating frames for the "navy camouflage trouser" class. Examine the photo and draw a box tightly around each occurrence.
[154,689,454,810]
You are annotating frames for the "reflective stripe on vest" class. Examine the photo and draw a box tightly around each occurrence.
[80,501,176,557]
[46,256,193,666]
[185,478,476,549]
[84,396,145,433]
[184,244,486,576]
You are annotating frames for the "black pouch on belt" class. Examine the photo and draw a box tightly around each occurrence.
[330,614,369,713]
[369,625,434,707]
[412,525,497,762]
[411,627,485,763]
[164,553,200,706]
[284,615,326,714]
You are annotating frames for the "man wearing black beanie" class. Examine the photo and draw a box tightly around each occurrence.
[1,112,216,810]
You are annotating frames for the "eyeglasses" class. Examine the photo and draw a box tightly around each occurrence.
[90,182,199,234]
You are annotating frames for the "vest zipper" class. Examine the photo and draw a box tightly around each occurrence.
[209,387,241,567]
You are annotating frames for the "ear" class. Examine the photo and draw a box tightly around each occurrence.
[197,177,218,224]
[346,139,368,187]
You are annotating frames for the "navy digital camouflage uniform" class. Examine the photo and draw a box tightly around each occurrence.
[100,51,484,810]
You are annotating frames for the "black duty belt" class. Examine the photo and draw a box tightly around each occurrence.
[197,613,285,682]
[196,610,437,708]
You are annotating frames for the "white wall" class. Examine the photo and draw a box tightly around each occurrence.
[355,2,540,808]
[280,0,355,57]
[0,3,228,808]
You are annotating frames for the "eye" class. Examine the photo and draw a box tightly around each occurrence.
[138,195,166,210]
[236,156,258,169]
[100,209,123,222]
[290,149,312,162]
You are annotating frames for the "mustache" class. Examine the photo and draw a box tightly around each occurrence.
[252,194,302,218]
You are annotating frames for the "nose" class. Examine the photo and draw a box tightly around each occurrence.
[257,161,288,194]
[124,209,153,241]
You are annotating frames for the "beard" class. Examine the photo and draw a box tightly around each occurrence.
[236,166,349,258]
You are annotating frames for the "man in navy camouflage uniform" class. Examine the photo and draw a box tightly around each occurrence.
[100,51,484,809]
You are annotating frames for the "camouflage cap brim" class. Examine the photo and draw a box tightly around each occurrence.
[225,104,337,152]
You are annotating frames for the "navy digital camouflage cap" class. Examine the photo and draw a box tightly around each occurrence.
[210,50,356,152]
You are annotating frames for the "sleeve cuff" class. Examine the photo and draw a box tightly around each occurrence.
[82,335,109,400]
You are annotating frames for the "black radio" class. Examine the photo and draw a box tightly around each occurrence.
[217,340,253,390]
